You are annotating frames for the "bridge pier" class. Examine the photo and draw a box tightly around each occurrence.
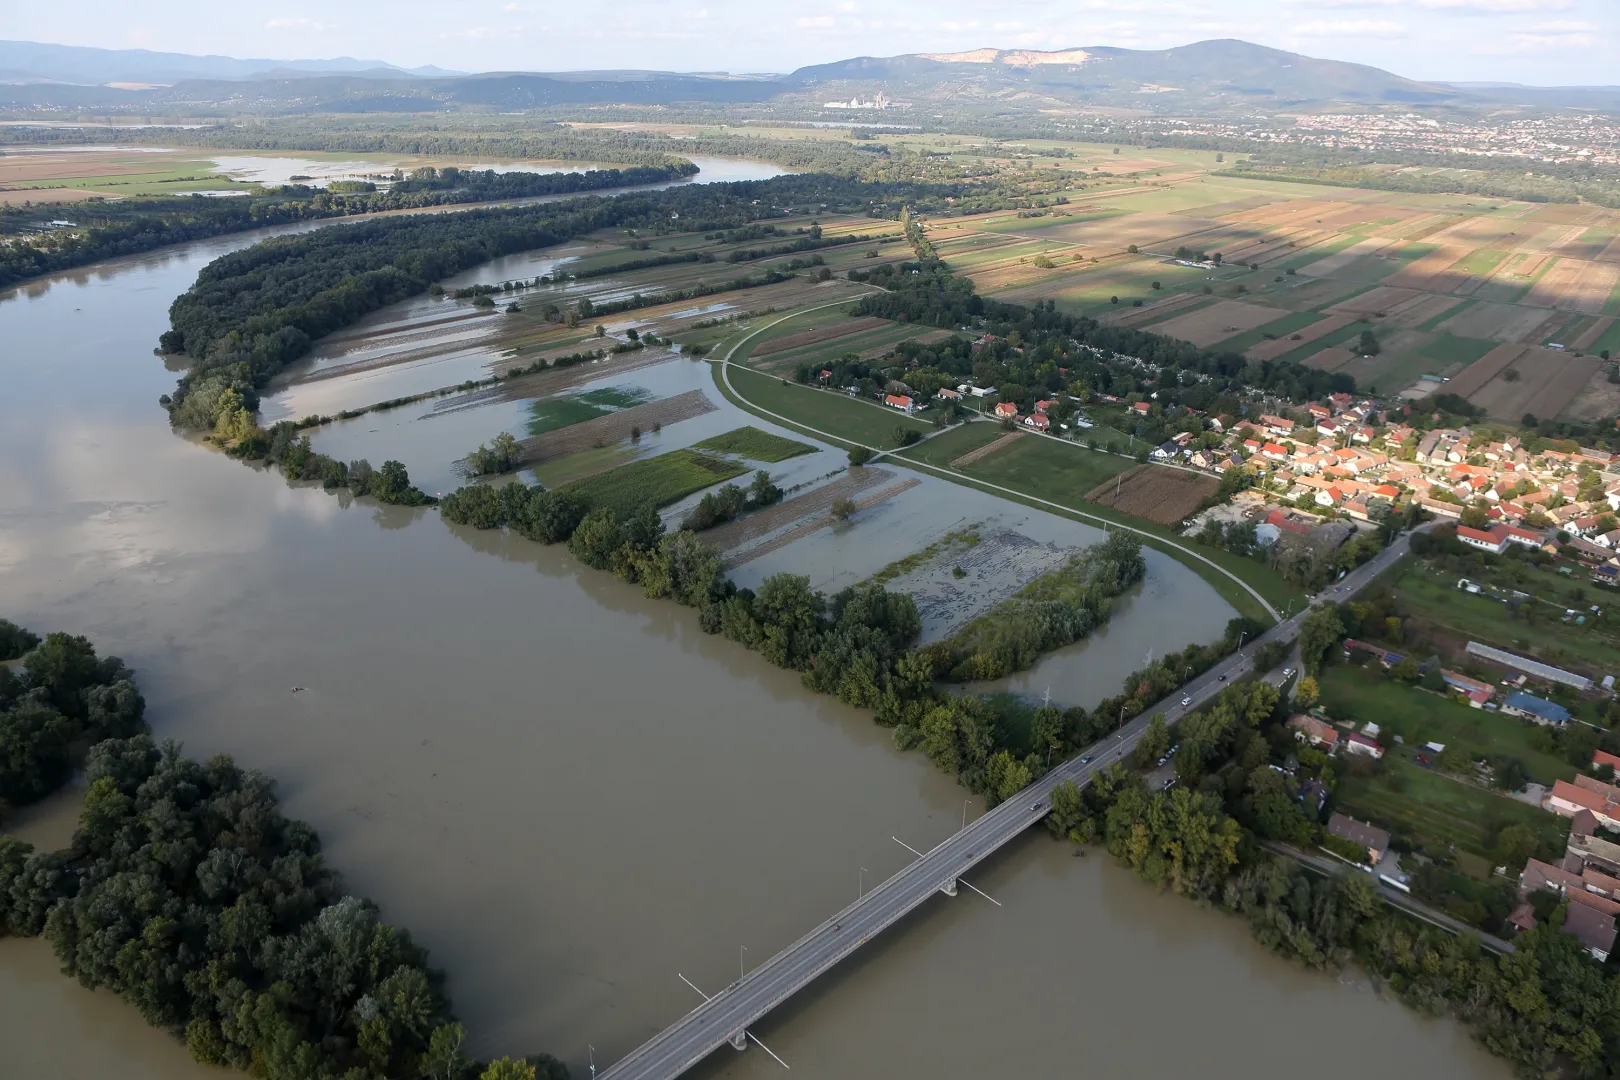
[940,878,958,897]
[729,1031,748,1051]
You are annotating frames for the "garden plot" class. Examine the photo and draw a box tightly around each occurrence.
[1147,299,1290,346]
[1573,316,1616,351]
[1323,285,1426,319]
[1084,464,1217,527]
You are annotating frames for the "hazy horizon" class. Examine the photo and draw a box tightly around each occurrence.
[3,0,1614,87]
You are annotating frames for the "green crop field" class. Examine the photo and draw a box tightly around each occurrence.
[1207,310,1325,353]
[562,448,746,516]
[959,429,1133,497]
[693,425,816,462]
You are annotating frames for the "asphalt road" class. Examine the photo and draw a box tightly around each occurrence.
[599,528,1422,1080]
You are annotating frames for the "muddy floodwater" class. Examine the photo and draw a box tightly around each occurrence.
[0,191,1509,1080]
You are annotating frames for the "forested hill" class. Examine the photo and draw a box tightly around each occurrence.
[0,161,694,291]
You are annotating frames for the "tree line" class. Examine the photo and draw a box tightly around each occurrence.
[436,480,1154,805]
[0,622,562,1079]
[0,162,695,290]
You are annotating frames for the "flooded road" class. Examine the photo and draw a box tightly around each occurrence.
[0,192,1508,1080]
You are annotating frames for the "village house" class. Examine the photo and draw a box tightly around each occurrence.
[1344,731,1384,759]
[1260,414,1295,437]
[1546,777,1620,829]
[934,387,962,401]
[1024,413,1051,431]
[1289,714,1339,750]
[994,401,1019,420]
[883,393,916,414]
[1502,691,1571,726]
[1327,813,1389,865]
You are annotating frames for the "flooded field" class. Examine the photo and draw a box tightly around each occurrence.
[0,198,1509,1080]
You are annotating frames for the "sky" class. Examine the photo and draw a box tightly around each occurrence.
[3,0,1615,85]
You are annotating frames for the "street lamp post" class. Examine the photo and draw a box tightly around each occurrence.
[860,867,868,899]
[740,945,747,982]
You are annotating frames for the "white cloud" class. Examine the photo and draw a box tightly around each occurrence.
[1417,0,1572,10]
[1289,18,1406,36]
[795,15,835,27]
[680,7,710,18]
[1281,0,1402,6]
[264,16,331,30]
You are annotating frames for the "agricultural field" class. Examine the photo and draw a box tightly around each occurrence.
[561,448,746,516]
[1083,464,1218,527]
[693,425,814,462]
[908,156,1620,407]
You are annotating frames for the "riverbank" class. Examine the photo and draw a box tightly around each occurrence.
[0,217,1506,1080]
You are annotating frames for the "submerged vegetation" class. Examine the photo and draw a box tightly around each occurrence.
[692,426,814,463]
[930,533,1146,681]
[0,623,564,1079]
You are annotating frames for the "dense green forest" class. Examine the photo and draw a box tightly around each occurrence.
[0,624,143,818]
[0,622,563,1080]
[0,162,695,290]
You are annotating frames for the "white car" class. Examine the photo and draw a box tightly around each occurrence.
[1180,696,1192,707]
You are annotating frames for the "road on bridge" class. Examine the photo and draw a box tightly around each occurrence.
[599,526,1420,1080]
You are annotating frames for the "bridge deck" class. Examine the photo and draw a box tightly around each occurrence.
[596,531,1413,1080]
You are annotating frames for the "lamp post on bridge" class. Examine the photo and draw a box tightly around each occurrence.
[860,867,868,899]
[740,944,747,982]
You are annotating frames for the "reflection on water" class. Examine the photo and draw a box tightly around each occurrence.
[0,172,1509,1080]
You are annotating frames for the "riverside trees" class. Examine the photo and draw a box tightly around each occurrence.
[0,624,566,1079]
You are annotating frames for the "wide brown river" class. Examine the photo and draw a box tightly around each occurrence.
[0,204,1506,1078]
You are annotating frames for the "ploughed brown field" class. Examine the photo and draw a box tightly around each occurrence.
[1084,464,1218,527]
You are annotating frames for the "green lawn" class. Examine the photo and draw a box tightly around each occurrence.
[1318,666,1574,785]
[562,448,746,516]
[1454,249,1508,278]
[1395,566,1620,675]
[896,421,1008,468]
[693,425,816,462]
[1335,756,1569,865]
[723,365,933,448]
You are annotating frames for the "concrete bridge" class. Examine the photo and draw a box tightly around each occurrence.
[598,532,1416,1080]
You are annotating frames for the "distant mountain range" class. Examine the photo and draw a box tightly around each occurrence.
[0,39,460,85]
[3,37,1616,115]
